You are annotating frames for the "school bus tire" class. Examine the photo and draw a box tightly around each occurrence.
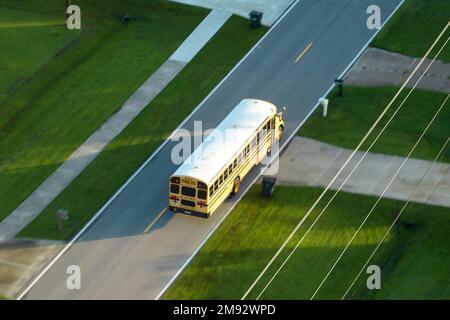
[278,125,284,140]
[231,176,241,197]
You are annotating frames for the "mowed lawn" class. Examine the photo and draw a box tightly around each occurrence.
[164,186,450,299]
[19,16,267,240]
[0,3,77,104]
[372,0,450,62]
[0,0,208,223]
[299,86,450,163]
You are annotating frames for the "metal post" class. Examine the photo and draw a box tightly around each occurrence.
[335,78,344,97]
[66,0,72,18]
[319,98,329,117]
[57,209,69,232]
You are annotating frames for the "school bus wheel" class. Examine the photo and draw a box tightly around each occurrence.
[231,177,240,197]
[278,125,284,140]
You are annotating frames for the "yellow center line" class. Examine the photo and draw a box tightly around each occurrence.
[294,42,313,63]
[143,207,168,234]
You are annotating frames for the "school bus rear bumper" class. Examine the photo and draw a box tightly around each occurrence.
[169,206,209,218]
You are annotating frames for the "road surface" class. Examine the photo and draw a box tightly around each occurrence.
[22,0,403,299]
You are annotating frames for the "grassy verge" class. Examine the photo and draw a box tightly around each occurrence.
[0,0,208,223]
[0,2,77,104]
[298,86,450,163]
[372,0,450,62]
[19,16,267,240]
[163,186,450,299]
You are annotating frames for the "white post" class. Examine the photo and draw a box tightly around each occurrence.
[319,97,329,118]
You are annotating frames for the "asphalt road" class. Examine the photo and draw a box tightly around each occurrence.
[22,0,403,299]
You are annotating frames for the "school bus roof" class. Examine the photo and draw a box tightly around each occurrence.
[173,99,277,185]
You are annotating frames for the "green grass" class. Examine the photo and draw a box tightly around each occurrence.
[0,3,78,104]
[19,16,267,240]
[163,186,450,299]
[372,0,450,62]
[0,0,208,223]
[299,86,450,163]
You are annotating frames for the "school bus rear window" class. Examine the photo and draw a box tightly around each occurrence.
[170,184,179,194]
[181,186,196,197]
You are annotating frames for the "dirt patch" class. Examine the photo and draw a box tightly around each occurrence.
[346,48,450,93]
[0,239,63,298]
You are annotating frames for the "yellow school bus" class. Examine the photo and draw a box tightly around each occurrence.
[169,99,284,218]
